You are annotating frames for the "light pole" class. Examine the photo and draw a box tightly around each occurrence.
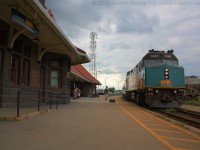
[96,71,100,89]
[96,71,100,80]
[117,81,121,90]
[105,77,108,88]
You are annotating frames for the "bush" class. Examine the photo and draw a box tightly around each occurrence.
[184,97,200,106]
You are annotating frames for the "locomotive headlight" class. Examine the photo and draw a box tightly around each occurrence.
[174,90,177,94]
[164,68,169,79]
[155,90,159,93]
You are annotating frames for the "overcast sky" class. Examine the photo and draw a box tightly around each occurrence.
[46,0,200,90]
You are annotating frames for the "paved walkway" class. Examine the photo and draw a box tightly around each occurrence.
[0,95,107,120]
[0,96,169,150]
[1,96,200,120]
[0,96,200,150]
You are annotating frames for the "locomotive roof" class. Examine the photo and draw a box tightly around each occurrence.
[126,49,179,76]
[143,49,178,61]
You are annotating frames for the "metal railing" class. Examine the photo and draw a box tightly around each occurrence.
[17,88,61,117]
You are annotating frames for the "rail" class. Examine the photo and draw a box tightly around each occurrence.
[155,109,200,129]
[17,88,61,117]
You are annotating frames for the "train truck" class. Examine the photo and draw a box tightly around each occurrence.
[124,49,185,108]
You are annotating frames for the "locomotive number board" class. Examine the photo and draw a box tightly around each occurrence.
[164,54,172,59]
[160,80,172,85]
[150,54,160,58]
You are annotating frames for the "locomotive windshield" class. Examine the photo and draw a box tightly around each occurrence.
[143,51,179,67]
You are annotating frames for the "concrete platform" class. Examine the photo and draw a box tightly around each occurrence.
[181,104,200,113]
[0,96,199,150]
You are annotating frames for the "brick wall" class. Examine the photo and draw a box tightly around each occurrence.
[0,20,72,107]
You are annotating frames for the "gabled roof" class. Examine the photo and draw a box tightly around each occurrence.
[71,64,101,85]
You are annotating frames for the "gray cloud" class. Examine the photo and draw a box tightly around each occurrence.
[46,0,200,88]
[116,11,159,33]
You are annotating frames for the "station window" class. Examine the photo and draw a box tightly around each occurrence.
[50,70,61,87]
[21,59,29,86]
[11,37,31,86]
[13,39,22,54]
[50,60,62,88]
[24,45,31,58]
[51,60,61,68]
[11,55,19,85]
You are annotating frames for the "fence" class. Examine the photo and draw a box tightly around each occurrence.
[16,88,61,117]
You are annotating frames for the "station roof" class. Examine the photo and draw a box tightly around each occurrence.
[71,64,101,85]
[0,0,90,65]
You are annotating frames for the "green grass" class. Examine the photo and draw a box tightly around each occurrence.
[163,108,177,113]
[184,96,200,106]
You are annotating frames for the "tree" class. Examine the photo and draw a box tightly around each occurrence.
[108,87,115,93]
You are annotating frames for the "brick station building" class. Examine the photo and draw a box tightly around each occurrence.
[71,64,101,97]
[0,0,90,107]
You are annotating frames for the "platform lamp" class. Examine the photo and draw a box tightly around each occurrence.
[96,71,100,89]
[105,77,109,88]
[117,81,121,90]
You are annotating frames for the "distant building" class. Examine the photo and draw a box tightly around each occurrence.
[185,76,200,98]
[71,64,101,97]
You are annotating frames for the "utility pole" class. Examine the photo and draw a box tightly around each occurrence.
[89,32,97,78]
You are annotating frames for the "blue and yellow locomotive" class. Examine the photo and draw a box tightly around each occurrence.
[124,50,185,108]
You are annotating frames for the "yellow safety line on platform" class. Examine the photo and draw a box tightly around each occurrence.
[132,107,200,140]
[138,118,161,122]
[122,99,200,139]
[117,97,200,141]
[130,114,149,117]
[138,119,161,123]
[160,136,200,143]
[144,123,175,127]
[125,105,200,141]
[134,115,154,118]
[151,129,187,134]
[118,104,177,150]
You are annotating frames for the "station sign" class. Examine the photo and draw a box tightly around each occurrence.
[11,8,39,36]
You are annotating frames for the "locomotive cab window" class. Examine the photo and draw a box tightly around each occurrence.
[162,60,178,66]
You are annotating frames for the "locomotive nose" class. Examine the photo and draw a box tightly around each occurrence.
[160,94,171,103]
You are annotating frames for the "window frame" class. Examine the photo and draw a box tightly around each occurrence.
[50,69,62,88]
[11,54,20,85]
[21,59,29,86]
[11,38,32,86]
[50,60,62,88]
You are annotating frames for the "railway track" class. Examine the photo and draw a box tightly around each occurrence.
[155,108,200,129]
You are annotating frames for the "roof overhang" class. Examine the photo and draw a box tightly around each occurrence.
[71,71,102,85]
[0,0,90,65]
[71,71,92,83]
[70,64,101,85]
